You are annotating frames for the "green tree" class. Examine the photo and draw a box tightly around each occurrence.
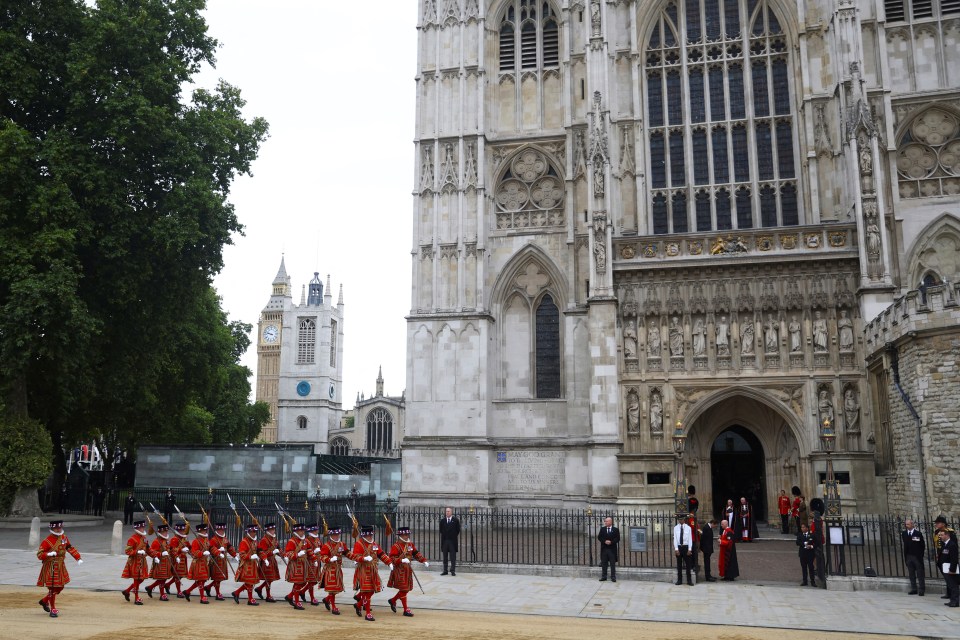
[0,413,54,515]
[0,2,268,470]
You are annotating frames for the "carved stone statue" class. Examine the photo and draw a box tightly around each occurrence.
[740,317,755,355]
[818,389,835,428]
[838,310,854,351]
[593,162,605,198]
[692,318,706,357]
[866,221,882,256]
[623,321,638,359]
[669,316,684,357]
[716,315,730,355]
[593,214,606,275]
[648,321,661,357]
[844,387,860,434]
[813,311,828,352]
[626,388,640,433]
[650,389,663,435]
[764,316,779,353]
[789,315,802,352]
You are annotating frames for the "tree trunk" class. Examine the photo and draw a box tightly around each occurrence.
[9,486,43,517]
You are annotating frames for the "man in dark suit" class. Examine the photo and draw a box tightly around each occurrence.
[700,519,716,581]
[901,518,926,596]
[797,523,820,587]
[439,507,461,576]
[163,488,176,524]
[123,492,136,525]
[597,516,620,582]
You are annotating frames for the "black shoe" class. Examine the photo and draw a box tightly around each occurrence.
[440,571,448,576]
[946,602,959,607]
[706,577,717,582]
[254,586,263,600]
[122,591,130,602]
[919,591,925,596]
[265,597,277,603]
[675,580,682,585]
[39,599,50,612]
[810,582,817,587]
[687,581,694,586]
[215,595,225,601]
[801,582,808,586]
[942,594,951,599]
[284,594,294,608]
[145,586,153,599]
[451,571,456,576]
[908,590,918,595]
[247,600,259,606]
[599,577,607,582]
[611,577,617,582]
[184,592,191,602]
[389,598,397,613]
[403,610,414,617]
[233,592,240,604]
[323,597,331,611]
[134,600,144,606]
[354,602,362,616]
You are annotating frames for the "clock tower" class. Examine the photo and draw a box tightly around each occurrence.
[255,258,344,448]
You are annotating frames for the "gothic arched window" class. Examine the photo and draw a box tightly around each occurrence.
[366,408,393,453]
[644,0,800,233]
[330,437,350,456]
[896,108,960,198]
[499,1,559,72]
[297,415,308,430]
[495,148,565,230]
[535,294,561,398]
[297,317,316,364]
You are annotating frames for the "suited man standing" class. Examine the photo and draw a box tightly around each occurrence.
[673,515,694,586]
[597,516,620,582]
[797,523,820,586]
[901,519,926,596]
[700,519,717,581]
[439,507,461,576]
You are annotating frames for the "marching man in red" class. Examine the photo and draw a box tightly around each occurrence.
[144,523,174,600]
[231,524,261,605]
[166,522,190,598]
[318,525,349,615]
[206,522,236,600]
[121,520,150,604]
[305,524,322,606]
[284,523,310,610]
[182,522,212,603]
[254,522,281,602]
[387,526,429,617]
[351,524,393,622]
[37,519,82,618]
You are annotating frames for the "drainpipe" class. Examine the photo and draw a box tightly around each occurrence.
[885,341,930,518]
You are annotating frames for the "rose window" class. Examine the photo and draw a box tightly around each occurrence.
[897,108,960,199]
[495,149,564,230]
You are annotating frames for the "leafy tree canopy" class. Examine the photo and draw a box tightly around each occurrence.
[0,0,270,459]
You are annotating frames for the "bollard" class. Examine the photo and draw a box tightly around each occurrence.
[111,520,124,555]
[28,516,41,548]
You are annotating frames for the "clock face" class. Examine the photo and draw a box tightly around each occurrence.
[328,383,335,399]
[263,324,279,343]
[296,381,311,397]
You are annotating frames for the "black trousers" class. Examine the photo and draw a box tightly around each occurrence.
[780,514,790,533]
[800,554,815,584]
[676,546,693,583]
[945,573,959,604]
[441,541,457,573]
[701,551,712,579]
[600,547,617,579]
[905,555,925,592]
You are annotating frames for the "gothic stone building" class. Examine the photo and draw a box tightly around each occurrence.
[255,259,345,447]
[403,0,960,517]
[327,367,406,457]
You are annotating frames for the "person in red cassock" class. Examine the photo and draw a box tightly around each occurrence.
[37,519,83,618]
[283,523,310,610]
[183,523,212,603]
[350,524,393,621]
[254,522,282,602]
[144,523,174,600]
[387,526,429,617]
[165,522,190,598]
[318,526,349,615]
[205,522,236,600]
[121,520,150,604]
[231,524,261,605]
[718,519,740,581]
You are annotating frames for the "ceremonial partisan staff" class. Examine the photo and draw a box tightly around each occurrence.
[138,502,155,534]
[385,513,424,595]
[242,501,285,567]
[149,502,182,582]
[198,502,236,580]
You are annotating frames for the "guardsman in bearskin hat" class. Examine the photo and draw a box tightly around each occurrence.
[183,523,212,603]
[231,524,261,605]
[318,526,349,614]
[121,520,150,604]
[205,522,237,600]
[283,523,310,610]
[350,524,393,621]
[166,522,190,598]
[254,522,281,602]
[304,524,322,606]
[387,526,429,617]
[144,523,174,600]
[37,519,83,618]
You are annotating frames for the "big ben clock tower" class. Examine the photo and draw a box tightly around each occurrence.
[255,258,291,443]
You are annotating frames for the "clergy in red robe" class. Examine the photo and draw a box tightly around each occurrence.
[37,520,83,618]
[387,526,429,617]
[718,520,740,581]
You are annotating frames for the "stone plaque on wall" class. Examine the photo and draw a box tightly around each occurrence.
[493,450,565,493]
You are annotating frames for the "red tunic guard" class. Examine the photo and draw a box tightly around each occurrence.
[254,523,281,602]
[165,523,190,597]
[144,524,174,600]
[231,525,261,605]
[183,523,212,603]
[318,527,350,614]
[206,523,236,599]
[283,525,310,609]
[387,528,428,617]
[350,525,393,621]
[121,521,150,604]
[37,520,82,618]
[304,526,322,605]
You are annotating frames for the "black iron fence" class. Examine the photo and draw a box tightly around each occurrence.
[824,513,945,579]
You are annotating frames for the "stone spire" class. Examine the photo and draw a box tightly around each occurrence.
[338,283,344,306]
[299,284,306,306]
[376,366,384,397]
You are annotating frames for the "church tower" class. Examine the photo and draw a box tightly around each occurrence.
[256,261,345,449]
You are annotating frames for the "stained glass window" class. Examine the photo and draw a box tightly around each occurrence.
[535,294,561,399]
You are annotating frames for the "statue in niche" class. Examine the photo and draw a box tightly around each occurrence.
[626,388,640,434]
[648,321,662,357]
[593,162,605,198]
[813,311,828,352]
[818,389,835,428]
[764,316,779,353]
[623,321,638,359]
[692,318,706,357]
[789,316,802,352]
[740,317,755,355]
[593,215,606,274]
[866,221,882,256]
[716,315,730,355]
[838,310,854,351]
[669,316,684,357]
[844,387,861,434]
[650,389,663,435]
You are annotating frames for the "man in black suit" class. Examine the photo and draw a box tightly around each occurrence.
[700,519,716,581]
[163,488,176,524]
[901,518,926,596]
[439,507,461,576]
[597,516,620,582]
[123,492,136,525]
[797,523,820,587]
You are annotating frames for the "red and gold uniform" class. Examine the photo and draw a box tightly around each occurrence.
[206,524,237,600]
[121,521,150,604]
[255,523,281,602]
[165,523,190,597]
[304,526,323,606]
[183,523,212,603]
[350,525,393,621]
[144,524,174,600]
[318,527,349,614]
[231,525,261,605]
[283,525,310,609]
[778,491,792,534]
[387,528,428,617]
[37,520,82,618]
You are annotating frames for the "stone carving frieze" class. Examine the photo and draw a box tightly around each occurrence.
[769,386,804,421]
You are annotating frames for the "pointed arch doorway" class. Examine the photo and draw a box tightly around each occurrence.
[711,426,767,521]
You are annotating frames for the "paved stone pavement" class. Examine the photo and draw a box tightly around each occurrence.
[2,545,958,639]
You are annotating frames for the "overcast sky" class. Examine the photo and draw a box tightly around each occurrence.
[194,1,419,406]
